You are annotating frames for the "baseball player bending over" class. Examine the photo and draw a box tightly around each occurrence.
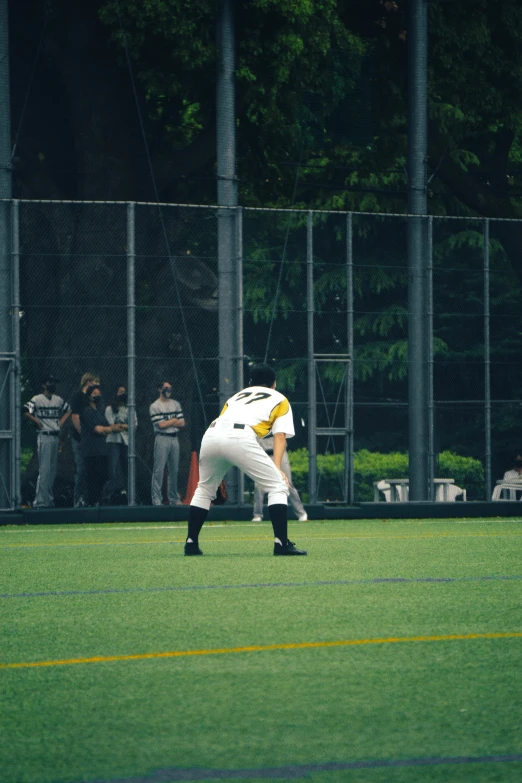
[185,364,307,556]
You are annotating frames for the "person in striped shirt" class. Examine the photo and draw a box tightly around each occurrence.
[149,381,185,505]
[24,375,71,508]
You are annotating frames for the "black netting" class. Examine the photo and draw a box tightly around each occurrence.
[13,202,522,508]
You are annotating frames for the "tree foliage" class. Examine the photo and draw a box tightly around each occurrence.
[10,0,522,478]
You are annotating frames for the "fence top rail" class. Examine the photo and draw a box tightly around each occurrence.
[2,198,522,223]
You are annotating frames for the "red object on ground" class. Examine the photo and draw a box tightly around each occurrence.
[183,451,200,504]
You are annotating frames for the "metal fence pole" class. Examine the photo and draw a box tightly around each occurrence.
[427,216,435,501]
[217,0,239,503]
[346,212,354,504]
[127,202,136,506]
[307,211,317,504]
[483,218,491,500]
[0,0,12,509]
[407,0,429,501]
[236,206,244,504]
[12,199,20,508]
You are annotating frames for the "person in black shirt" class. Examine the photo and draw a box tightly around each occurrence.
[69,372,100,506]
[80,384,124,506]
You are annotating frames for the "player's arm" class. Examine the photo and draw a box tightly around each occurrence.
[23,400,43,429]
[24,410,43,429]
[157,416,184,429]
[59,409,71,428]
[93,424,114,435]
[72,413,81,434]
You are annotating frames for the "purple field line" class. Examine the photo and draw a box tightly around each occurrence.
[2,574,522,600]
[79,752,522,782]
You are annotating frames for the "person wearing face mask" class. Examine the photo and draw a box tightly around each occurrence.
[149,380,185,505]
[23,375,71,508]
[104,385,136,503]
[80,385,125,506]
[69,372,100,507]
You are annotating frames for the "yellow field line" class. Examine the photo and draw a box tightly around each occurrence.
[2,632,521,670]
[2,532,522,548]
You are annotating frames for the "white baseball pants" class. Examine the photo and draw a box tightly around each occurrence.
[191,420,289,511]
[254,449,306,518]
[34,434,59,508]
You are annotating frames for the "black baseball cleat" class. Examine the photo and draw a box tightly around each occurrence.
[274,539,307,556]
[184,541,203,556]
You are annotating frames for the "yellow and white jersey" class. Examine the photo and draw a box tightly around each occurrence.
[219,385,295,439]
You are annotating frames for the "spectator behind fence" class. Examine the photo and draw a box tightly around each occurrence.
[69,372,100,507]
[104,385,136,503]
[503,454,522,480]
[150,380,185,506]
[80,384,124,506]
[23,375,71,508]
[252,434,307,522]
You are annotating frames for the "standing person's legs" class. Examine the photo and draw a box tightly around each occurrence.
[72,438,86,506]
[151,436,169,505]
[166,438,181,504]
[186,426,305,555]
[86,456,109,505]
[96,457,109,504]
[281,451,307,519]
[103,443,118,502]
[48,437,59,506]
[120,444,128,497]
[228,436,289,546]
[253,482,265,518]
[34,436,57,507]
[186,434,231,550]
[85,457,96,506]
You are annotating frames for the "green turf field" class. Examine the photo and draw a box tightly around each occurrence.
[1,518,522,783]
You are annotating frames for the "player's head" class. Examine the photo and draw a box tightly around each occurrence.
[41,375,59,394]
[86,383,102,406]
[513,454,522,473]
[249,364,276,388]
[81,372,100,390]
[158,380,173,398]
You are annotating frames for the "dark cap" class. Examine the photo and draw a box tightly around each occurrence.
[249,364,276,388]
[41,374,59,385]
[513,454,522,466]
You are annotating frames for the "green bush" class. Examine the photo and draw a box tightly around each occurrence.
[21,446,33,473]
[288,448,485,502]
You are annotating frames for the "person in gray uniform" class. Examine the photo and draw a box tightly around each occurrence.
[24,375,71,508]
[252,435,307,522]
[149,381,185,505]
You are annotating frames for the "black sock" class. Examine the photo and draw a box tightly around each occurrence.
[268,504,288,545]
[187,505,208,544]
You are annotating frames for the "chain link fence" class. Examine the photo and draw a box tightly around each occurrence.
[5,200,522,509]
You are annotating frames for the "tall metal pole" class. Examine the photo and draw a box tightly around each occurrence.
[483,219,491,500]
[127,202,136,507]
[407,0,429,501]
[307,212,317,504]
[217,0,240,502]
[346,213,354,504]
[427,216,435,501]
[12,200,20,508]
[0,0,12,509]
[236,206,244,504]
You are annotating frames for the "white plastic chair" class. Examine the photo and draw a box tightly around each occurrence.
[436,484,466,502]
[374,480,391,502]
